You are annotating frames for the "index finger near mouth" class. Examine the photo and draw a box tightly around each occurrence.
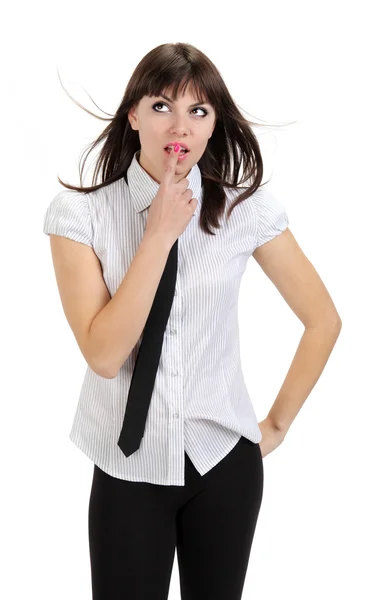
[163,144,180,186]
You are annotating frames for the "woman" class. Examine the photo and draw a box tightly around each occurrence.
[43,42,342,600]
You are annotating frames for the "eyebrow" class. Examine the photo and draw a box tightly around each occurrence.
[158,93,210,108]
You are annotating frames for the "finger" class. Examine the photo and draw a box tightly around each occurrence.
[163,143,181,186]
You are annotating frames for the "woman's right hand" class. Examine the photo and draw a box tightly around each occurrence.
[144,144,198,248]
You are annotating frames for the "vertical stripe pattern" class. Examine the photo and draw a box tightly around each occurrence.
[43,150,289,485]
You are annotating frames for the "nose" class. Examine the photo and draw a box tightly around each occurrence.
[169,117,190,137]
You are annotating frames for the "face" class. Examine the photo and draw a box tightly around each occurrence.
[128,84,216,185]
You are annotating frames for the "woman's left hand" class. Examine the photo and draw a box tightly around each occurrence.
[257,417,287,459]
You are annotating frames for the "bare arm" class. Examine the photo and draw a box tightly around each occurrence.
[48,231,172,379]
[253,227,342,434]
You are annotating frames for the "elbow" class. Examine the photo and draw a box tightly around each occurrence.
[86,338,121,379]
[89,356,125,379]
[88,357,120,379]
[97,367,118,379]
[86,334,130,379]
[90,364,118,379]
[335,317,342,331]
[328,314,342,332]
[306,312,342,332]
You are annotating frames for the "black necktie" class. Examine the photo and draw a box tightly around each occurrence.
[117,238,178,457]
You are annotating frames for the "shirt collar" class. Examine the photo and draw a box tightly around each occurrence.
[126,150,202,216]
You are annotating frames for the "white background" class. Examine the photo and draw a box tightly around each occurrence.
[2,0,363,598]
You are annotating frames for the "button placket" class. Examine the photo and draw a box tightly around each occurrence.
[169,278,181,421]
[170,281,178,374]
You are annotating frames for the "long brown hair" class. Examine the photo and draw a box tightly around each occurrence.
[57,42,294,235]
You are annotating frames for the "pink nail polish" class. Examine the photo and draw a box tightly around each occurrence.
[174,143,180,153]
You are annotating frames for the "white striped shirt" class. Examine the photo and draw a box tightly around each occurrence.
[43,150,289,486]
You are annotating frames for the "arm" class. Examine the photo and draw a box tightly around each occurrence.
[252,228,342,435]
[49,232,172,379]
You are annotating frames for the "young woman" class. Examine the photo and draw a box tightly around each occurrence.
[43,42,342,600]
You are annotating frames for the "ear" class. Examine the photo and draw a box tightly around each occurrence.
[128,106,138,131]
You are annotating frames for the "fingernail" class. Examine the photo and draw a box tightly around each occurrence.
[174,143,180,153]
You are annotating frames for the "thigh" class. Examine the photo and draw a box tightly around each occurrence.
[88,465,176,600]
[176,437,263,600]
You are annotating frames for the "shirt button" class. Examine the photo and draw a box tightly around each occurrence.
[171,371,179,377]
[174,289,178,296]
[170,328,177,335]
[173,412,179,419]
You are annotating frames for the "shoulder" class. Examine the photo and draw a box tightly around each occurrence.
[223,183,289,249]
[43,189,94,247]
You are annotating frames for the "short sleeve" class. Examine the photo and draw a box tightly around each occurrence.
[43,190,94,247]
[251,186,289,249]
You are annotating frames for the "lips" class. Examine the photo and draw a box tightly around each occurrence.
[164,142,190,153]
[164,145,190,155]
[163,147,190,161]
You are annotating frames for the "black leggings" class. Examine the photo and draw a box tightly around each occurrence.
[88,435,264,600]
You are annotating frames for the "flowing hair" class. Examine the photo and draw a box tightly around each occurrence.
[57,42,294,235]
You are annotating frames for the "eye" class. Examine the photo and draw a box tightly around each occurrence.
[152,102,208,117]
